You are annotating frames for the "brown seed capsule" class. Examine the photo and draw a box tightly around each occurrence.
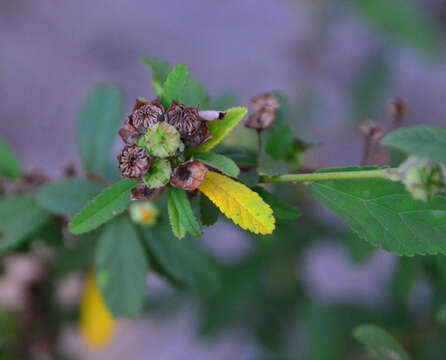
[251,93,281,112]
[358,120,385,142]
[170,159,208,191]
[245,108,275,130]
[130,99,164,134]
[386,98,409,124]
[117,145,150,179]
[183,121,213,147]
[131,184,165,201]
[165,102,201,136]
[119,123,141,145]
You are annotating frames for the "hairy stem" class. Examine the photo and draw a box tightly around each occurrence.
[259,168,391,183]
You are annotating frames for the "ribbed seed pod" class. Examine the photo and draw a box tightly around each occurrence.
[130,99,164,134]
[170,159,208,191]
[117,145,150,179]
[250,93,280,112]
[143,158,172,189]
[245,108,275,130]
[139,122,181,158]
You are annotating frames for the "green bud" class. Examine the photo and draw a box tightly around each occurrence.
[385,156,446,202]
[142,158,172,188]
[405,163,443,202]
[129,201,159,227]
[139,122,181,158]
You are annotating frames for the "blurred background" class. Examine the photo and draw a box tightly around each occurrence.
[1,0,446,359]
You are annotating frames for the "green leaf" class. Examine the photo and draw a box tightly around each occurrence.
[436,306,446,326]
[168,187,202,238]
[350,0,442,55]
[76,84,124,178]
[238,168,260,187]
[211,91,238,111]
[343,232,375,264]
[308,167,446,256]
[353,325,410,360]
[265,124,294,160]
[0,195,51,253]
[69,179,140,235]
[257,150,291,176]
[140,226,219,292]
[351,54,390,121]
[0,138,21,179]
[193,153,240,178]
[95,216,149,317]
[167,190,186,239]
[265,92,294,159]
[270,91,288,126]
[140,56,172,95]
[215,145,257,166]
[160,64,189,109]
[36,180,103,217]
[392,257,421,302]
[53,231,99,277]
[182,76,210,109]
[381,126,446,164]
[190,107,248,153]
[200,194,219,226]
[252,186,301,220]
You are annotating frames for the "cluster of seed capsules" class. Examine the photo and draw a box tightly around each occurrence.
[117,99,226,200]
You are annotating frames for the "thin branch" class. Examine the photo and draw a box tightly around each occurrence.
[259,168,391,184]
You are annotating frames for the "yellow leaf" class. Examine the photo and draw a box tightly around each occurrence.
[199,171,275,234]
[80,269,116,349]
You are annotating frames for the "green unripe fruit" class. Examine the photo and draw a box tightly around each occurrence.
[142,158,172,188]
[138,122,181,158]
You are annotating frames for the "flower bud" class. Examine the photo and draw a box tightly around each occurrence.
[250,93,280,112]
[139,122,181,158]
[405,163,444,202]
[130,99,164,134]
[129,201,159,227]
[245,108,275,130]
[143,158,172,188]
[385,156,446,202]
[386,98,409,124]
[117,145,150,179]
[170,159,208,191]
[131,184,165,201]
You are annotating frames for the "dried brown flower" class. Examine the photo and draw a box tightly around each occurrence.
[170,159,208,191]
[165,102,201,136]
[386,98,409,124]
[131,184,165,201]
[251,93,281,112]
[245,108,275,130]
[117,145,150,179]
[358,120,386,142]
[183,122,213,147]
[130,99,164,134]
[164,102,212,147]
